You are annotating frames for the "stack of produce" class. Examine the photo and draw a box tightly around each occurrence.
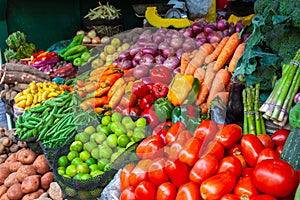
[26,51,60,73]
[0,148,54,200]
[3,31,36,62]
[119,120,299,199]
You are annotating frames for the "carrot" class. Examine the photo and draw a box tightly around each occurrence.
[99,72,123,85]
[94,86,111,97]
[214,33,241,70]
[93,107,105,114]
[193,67,206,85]
[101,65,122,76]
[211,42,219,49]
[107,77,126,100]
[90,66,106,77]
[123,68,134,77]
[180,52,192,74]
[225,81,232,92]
[108,85,126,108]
[80,82,101,93]
[184,43,215,75]
[206,68,231,107]
[204,36,229,64]
[200,103,208,114]
[80,96,109,110]
[196,61,218,105]
[228,42,246,73]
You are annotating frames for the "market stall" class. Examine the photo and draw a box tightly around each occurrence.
[0,0,300,199]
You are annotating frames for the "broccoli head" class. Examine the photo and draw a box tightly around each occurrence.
[254,0,276,16]
[290,7,300,28]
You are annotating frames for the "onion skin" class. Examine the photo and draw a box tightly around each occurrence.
[294,93,300,103]
[216,19,229,31]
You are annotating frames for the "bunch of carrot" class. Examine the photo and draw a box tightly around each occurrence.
[180,32,246,113]
[75,64,124,113]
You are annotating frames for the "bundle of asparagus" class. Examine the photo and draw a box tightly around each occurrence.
[243,83,266,135]
[259,49,300,127]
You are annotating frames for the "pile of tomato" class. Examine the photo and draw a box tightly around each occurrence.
[119,120,299,200]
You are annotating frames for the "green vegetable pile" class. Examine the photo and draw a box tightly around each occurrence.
[4,31,36,62]
[234,0,300,94]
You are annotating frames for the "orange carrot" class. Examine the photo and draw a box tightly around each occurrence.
[225,81,232,92]
[204,36,229,64]
[228,42,246,73]
[80,96,109,110]
[184,43,215,75]
[196,61,218,105]
[214,33,241,70]
[107,77,126,100]
[180,52,192,74]
[99,72,123,84]
[93,107,105,114]
[90,66,107,77]
[193,67,206,85]
[200,103,208,114]
[102,65,122,76]
[206,68,231,107]
[94,86,111,97]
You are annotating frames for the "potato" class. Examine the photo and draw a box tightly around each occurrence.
[4,172,19,188]
[0,164,10,185]
[21,189,44,200]
[21,175,41,194]
[8,162,22,172]
[0,185,8,198]
[32,154,50,175]
[7,183,24,200]
[0,193,10,200]
[4,152,17,163]
[16,165,36,182]
[17,148,36,165]
[41,172,53,190]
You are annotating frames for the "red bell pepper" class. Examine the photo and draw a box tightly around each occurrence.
[152,121,172,145]
[132,82,150,99]
[136,135,165,160]
[140,94,156,111]
[152,82,169,98]
[141,107,160,128]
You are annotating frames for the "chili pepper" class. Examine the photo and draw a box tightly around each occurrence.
[58,34,84,57]
[62,44,87,58]
[154,97,174,122]
[73,57,84,67]
[152,83,169,98]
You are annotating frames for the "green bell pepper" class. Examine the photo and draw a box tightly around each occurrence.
[289,103,300,128]
[154,97,175,122]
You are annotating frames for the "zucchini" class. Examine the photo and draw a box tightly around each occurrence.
[295,184,300,200]
[280,128,300,171]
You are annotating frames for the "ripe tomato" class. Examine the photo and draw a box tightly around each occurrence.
[250,194,277,200]
[194,120,218,142]
[156,182,177,200]
[135,181,157,200]
[233,176,259,198]
[226,144,242,156]
[252,158,299,198]
[120,164,135,191]
[165,159,190,188]
[200,140,225,160]
[275,145,284,157]
[240,134,265,167]
[165,121,186,145]
[256,147,277,164]
[200,171,236,200]
[189,154,219,185]
[215,123,242,149]
[136,135,165,160]
[217,155,243,179]
[271,129,290,147]
[129,159,152,187]
[175,182,201,200]
[178,137,203,167]
[257,134,275,149]
[220,194,240,200]
[148,158,169,187]
[242,167,254,177]
[168,130,193,160]
[120,186,136,200]
[234,154,247,169]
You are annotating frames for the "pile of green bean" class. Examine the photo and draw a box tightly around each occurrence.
[84,2,121,20]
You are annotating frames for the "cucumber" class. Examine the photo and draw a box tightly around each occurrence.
[280,128,300,171]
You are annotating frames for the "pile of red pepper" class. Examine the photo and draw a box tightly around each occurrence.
[119,120,299,200]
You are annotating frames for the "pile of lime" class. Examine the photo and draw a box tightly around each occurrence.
[56,112,147,180]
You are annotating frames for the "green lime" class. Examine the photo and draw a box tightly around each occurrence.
[106,134,118,148]
[122,116,136,130]
[96,124,111,136]
[89,163,99,172]
[73,173,84,180]
[79,150,91,162]
[93,132,107,144]
[58,156,69,167]
[117,135,131,148]
[135,117,147,127]
[71,157,84,166]
[111,112,123,122]
[97,158,109,171]
[132,130,146,142]
[76,162,90,174]
[86,157,97,166]
[90,170,104,177]
[99,145,113,159]
[65,165,77,177]
[109,121,120,133]
[75,132,90,143]
[67,151,79,161]
[101,115,111,126]
[80,173,92,180]
[84,125,96,135]
[57,166,66,175]
[70,141,83,152]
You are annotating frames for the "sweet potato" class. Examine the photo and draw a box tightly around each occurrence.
[22,189,44,200]
[0,164,10,185]
[8,162,22,173]
[16,165,36,182]
[0,185,7,198]
[17,148,37,165]
[32,154,50,175]
[21,175,41,194]
[7,183,24,200]
[41,172,54,190]
[4,172,19,188]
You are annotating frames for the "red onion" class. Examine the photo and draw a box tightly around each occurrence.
[191,23,204,35]
[133,64,150,79]
[155,55,166,64]
[141,77,151,84]
[117,50,131,61]
[182,39,197,52]
[140,30,153,40]
[242,33,251,42]
[141,47,158,57]
[166,29,178,39]
[195,18,208,26]
[153,33,165,44]
[216,19,229,31]
[158,41,169,50]
[176,49,184,59]
[170,37,184,50]
[294,93,300,103]
[129,46,141,57]
[173,67,181,75]
[204,24,217,35]
[207,31,224,43]
[132,52,142,66]
[139,54,155,64]
[223,29,230,37]
[196,32,207,41]
[156,28,168,34]
[119,59,133,69]
[228,22,235,35]
[235,20,243,32]
[161,47,176,59]
[137,38,151,47]
[179,28,185,34]
[163,56,180,69]
[195,39,206,47]
[183,27,194,38]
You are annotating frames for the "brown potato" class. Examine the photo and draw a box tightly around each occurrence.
[4,172,19,188]
[8,162,22,173]
[21,189,44,200]
[21,175,41,194]
[0,193,10,200]
[40,172,53,190]
[7,183,24,200]
[5,152,17,163]
[17,148,37,165]
[0,164,10,185]
[16,165,36,182]
[0,185,8,198]
[32,154,50,175]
